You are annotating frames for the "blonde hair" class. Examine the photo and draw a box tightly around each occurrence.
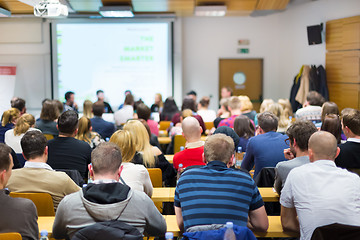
[259,99,274,113]
[278,99,293,119]
[155,93,163,108]
[228,96,242,110]
[83,100,94,119]
[2,108,20,127]
[76,117,91,143]
[123,120,155,167]
[14,114,35,136]
[109,130,136,163]
[238,95,253,112]
[181,109,193,118]
[266,103,289,129]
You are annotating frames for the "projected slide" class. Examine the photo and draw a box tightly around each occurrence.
[56,22,170,108]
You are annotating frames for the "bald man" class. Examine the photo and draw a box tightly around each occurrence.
[173,117,206,170]
[280,131,360,240]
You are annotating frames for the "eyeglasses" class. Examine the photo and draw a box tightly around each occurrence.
[285,138,290,146]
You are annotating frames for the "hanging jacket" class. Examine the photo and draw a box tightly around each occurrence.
[317,65,329,101]
[290,75,302,112]
[295,65,310,105]
[309,65,319,92]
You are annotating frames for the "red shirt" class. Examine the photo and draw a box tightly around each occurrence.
[173,146,206,170]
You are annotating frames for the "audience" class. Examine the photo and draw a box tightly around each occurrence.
[186,90,197,102]
[0,143,38,240]
[274,120,317,194]
[266,103,291,133]
[110,130,153,197]
[137,103,159,136]
[90,101,116,139]
[321,114,342,144]
[35,100,60,136]
[47,110,92,178]
[11,97,26,115]
[114,94,134,126]
[295,91,325,123]
[160,97,179,121]
[174,134,268,232]
[173,117,205,170]
[239,95,257,122]
[96,90,113,113]
[139,119,161,149]
[218,96,242,128]
[52,143,166,239]
[241,112,288,178]
[197,96,216,122]
[6,131,80,210]
[214,98,230,128]
[233,115,255,152]
[63,91,78,112]
[254,99,274,126]
[82,100,94,119]
[278,98,293,120]
[214,126,240,152]
[151,93,163,113]
[318,101,339,128]
[280,131,360,240]
[0,108,20,143]
[76,117,104,149]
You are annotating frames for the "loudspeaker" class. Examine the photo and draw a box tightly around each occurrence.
[307,24,323,45]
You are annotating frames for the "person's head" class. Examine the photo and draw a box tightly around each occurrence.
[182,116,202,142]
[341,108,355,117]
[199,96,210,109]
[305,91,325,107]
[181,109,193,120]
[204,134,234,166]
[266,103,289,129]
[1,108,20,127]
[181,97,196,112]
[110,130,136,163]
[83,100,94,119]
[228,96,242,112]
[341,109,360,138]
[123,120,155,167]
[155,93,163,107]
[308,131,339,162]
[278,99,293,119]
[136,103,151,121]
[257,112,278,133]
[259,99,274,113]
[321,102,339,123]
[186,90,197,102]
[213,126,240,151]
[124,94,134,106]
[14,114,35,136]
[89,142,122,180]
[286,120,317,155]
[238,95,253,112]
[57,110,78,136]
[219,98,230,113]
[124,90,132,96]
[96,90,104,101]
[138,119,152,140]
[163,97,178,113]
[75,117,92,143]
[11,97,26,114]
[234,115,255,139]
[53,99,64,113]
[21,131,47,161]
[40,100,60,121]
[92,101,105,117]
[0,143,13,188]
[321,114,342,144]
[64,91,75,104]
[221,86,233,99]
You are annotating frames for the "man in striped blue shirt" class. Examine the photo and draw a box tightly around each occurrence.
[174,134,269,233]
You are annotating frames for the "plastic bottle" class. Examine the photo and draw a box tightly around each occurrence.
[177,163,184,181]
[165,232,174,240]
[180,146,185,151]
[40,230,49,240]
[235,146,243,169]
[223,222,236,240]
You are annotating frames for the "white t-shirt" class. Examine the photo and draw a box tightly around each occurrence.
[197,109,217,123]
[280,160,360,240]
[114,105,134,126]
[120,162,153,197]
[4,128,41,153]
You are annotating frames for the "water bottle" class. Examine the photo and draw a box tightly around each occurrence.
[40,230,49,240]
[235,146,243,169]
[177,163,184,181]
[165,232,173,240]
[223,222,236,240]
[180,146,185,151]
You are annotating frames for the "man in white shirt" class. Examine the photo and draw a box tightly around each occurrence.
[280,131,360,240]
[295,91,325,123]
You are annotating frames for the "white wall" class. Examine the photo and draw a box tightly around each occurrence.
[181,0,360,110]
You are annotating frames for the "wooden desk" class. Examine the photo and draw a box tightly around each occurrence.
[38,217,55,239]
[152,187,279,203]
[164,155,173,164]
[159,136,207,145]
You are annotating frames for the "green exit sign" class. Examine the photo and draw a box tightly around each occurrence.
[237,48,249,54]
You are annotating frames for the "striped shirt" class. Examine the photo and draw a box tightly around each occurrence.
[174,161,264,231]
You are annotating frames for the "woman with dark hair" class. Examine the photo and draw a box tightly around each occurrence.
[321,114,342,144]
[35,100,60,136]
[137,103,159,136]
[234,115,255,152]
[160,97,179,121]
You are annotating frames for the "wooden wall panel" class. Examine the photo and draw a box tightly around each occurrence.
[328,83,360,110]
[326,51,360,84]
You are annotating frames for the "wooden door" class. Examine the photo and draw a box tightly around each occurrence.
[219,59,263,112]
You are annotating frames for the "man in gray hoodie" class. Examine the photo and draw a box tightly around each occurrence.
[52,142,166,239]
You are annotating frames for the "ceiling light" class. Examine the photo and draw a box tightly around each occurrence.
[99,6,134,18]
[195,5,227,17]
[0,7,11,17]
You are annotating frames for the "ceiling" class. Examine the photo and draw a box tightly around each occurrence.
[0,0,291,17]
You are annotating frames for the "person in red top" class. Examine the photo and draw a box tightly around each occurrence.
[173,116,206,170]
[218,96,242,128]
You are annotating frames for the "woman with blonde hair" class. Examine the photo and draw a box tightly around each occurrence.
[124,120,176,185]
[5,113,40,153]
[277,99,293,120]
[110,129,153,197]
[239,95,257,122]
[151,93,164,113]
[82,100,94,119]
[75,117,103,149]
[35,100,60,136]
[266,103,291,133]
[0,108,20,143]
[254,99,274,126]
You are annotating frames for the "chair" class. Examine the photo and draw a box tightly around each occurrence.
[43,134,54,140]
[9,192,55,216]
[159,121,171,130]
[147,168,162,187]
[174,135,186,154]
[311,223,360,240]
[204,122,214,130]
[0,233,22,240]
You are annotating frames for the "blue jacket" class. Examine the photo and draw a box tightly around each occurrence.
[90,117,116,140]
[183,225,256,240]
[241,131,288,178]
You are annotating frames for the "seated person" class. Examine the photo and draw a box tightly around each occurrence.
[137,103,159,136]
[0,143,38,240]
[175,134,268,232]
[114,94,134,126]
[173,117,206,170]
[52,143,166,239]
[47,110,92,178]
[90,101,116,140]
[233,115,255,152]
[6,131,80,210]
[280,131,360,240]
[35,100,60,136]
[218,96,242,128]
[295,91,325,123]
[96,90,113,113]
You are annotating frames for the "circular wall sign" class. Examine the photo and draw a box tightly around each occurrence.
[233,72,246,85]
